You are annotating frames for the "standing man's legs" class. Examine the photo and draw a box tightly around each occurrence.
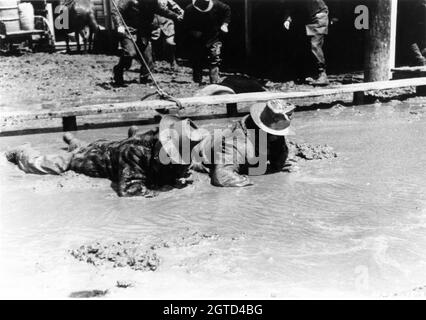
[191,41,204,84]
[138,35,155,84]
[310,34,329,85]
[114,36,137,85]
[165,35,177,70]
[208,41,222,84]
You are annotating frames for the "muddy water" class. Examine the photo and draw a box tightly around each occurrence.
[1,100,426,299]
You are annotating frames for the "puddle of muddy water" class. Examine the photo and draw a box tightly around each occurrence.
[1,101,426,299]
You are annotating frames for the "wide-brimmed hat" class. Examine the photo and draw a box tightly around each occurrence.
[194,84,236,96]
[192,0,213,12]
[159,115,205,165]
[250,100,296,136]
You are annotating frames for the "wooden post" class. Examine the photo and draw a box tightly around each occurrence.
[364,0,398,82]
[226,103,238,117]
[353,91,365,105]
[62,116,77,131]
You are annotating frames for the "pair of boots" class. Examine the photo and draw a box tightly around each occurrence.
[193,66,220,84]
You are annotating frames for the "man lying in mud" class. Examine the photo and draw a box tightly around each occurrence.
[5,116,205,197]
[192,76,295,187]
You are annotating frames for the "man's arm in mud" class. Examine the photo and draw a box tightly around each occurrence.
[117,145,157,198]
[267,137,289,172]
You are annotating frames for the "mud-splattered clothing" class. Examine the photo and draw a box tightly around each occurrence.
[8,129,189,197]
[192,115,289,187]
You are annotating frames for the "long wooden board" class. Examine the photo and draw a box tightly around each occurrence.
[2,77,426,133]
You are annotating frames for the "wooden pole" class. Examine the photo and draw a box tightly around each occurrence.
[364,0,398,82]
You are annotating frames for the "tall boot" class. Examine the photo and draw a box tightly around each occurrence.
[113,64,124,85]
[209,66,220,84]
[169,44,177,71]
[193,67,203,84]
[410,43,426,66]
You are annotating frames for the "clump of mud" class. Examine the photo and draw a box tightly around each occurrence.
[69,289,108,298]
[70,241,161,271]
[150,231,221,250]
[289,141,337,161]
[70,230,232,271]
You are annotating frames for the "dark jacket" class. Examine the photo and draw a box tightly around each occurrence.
[284,0,329,35]
[184,0,231,46]
[70,128,189,197]
[404,0,426,44]
[284,0,328,23]
[111,0,179,34]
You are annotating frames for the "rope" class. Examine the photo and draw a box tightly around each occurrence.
[110,0,183,110]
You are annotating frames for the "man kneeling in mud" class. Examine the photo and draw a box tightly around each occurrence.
[5,116,205,197]
[192,76,295,187]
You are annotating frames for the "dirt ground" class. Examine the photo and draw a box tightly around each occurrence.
[0,51,382,114]
[1,52,417,134]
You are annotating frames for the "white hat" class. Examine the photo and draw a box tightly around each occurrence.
[250,100,295,136]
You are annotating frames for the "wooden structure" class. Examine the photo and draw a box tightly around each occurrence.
[364,0,398,82]
[1,77,426,134]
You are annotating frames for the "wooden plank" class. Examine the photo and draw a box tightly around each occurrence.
[2,77,426,124]
[392,66,426,72]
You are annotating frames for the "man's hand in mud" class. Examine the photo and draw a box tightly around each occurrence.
[143,189,159,198]
[173,177,193,189]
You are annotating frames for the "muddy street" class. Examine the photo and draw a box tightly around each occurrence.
[1,100,426,298]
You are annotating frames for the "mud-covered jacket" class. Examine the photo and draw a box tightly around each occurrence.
[111,0,179,34]
[70,128,188,197]
[184,0,231,46]
[192,115,289,187]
